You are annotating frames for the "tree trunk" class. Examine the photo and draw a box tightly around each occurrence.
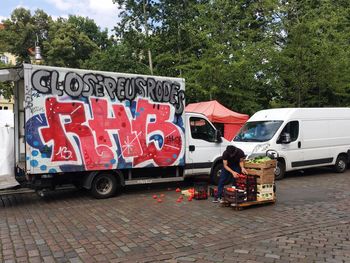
[143,0,153,75]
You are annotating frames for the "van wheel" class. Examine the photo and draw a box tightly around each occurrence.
[334,155,348,173]
[274,160,285,180]
[211,163,231,185]
[91,173,117,199]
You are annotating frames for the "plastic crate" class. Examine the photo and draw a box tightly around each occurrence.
[235,175,257,201]
[209,187,218,197]
[246,185,257,201]
[236,175,257,188]
[193,182,208,200]
[223,188,247,204]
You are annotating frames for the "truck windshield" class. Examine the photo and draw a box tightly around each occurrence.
[234,121,283,142]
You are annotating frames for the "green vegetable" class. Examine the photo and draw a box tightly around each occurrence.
[246,156,271,163]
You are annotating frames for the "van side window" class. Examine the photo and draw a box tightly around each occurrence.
[277,121,299,143]
[190,117,216,142]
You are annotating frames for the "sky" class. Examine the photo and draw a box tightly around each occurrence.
[0,0,122,32]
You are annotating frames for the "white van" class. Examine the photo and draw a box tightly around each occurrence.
[233,108,350,179]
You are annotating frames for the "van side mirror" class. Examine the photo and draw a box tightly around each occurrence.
[280,133,291,144]
[215,130,222,143]
[266,150,278,159]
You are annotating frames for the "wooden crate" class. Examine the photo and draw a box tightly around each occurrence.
[244,159,276,169]
[256,174,274,184]
[257,192,274,202]
[257,184,274,193]
[244,160,276,184]
[246,167,275,176]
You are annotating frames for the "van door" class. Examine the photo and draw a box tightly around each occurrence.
[276,121,303,170]
[299,120,331,167]
[186,116,222,175]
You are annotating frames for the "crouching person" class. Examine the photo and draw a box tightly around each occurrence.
[213,145,247,203]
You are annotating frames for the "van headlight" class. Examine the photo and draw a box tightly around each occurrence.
[252,143,270,153]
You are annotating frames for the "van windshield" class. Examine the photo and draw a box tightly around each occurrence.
[234,121,283,142]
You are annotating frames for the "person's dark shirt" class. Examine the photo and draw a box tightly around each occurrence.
[222,147,245,172]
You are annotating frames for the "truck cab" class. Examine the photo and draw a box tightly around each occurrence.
[185,112,231,182]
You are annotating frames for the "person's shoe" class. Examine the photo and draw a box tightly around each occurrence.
[219,198,225,204]
[212,198,222,203]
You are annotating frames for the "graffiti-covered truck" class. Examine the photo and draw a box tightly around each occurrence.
[2,64,230,198]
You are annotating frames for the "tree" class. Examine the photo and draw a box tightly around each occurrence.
[0,62,14,99]
[113,0,160,74]
[67,15,112,50]
[2,1,350,111]
[0,8,51,63]
[275,0,350,107]
[166,0,279,114]
[83,40,152,74]
[43,18,98,68]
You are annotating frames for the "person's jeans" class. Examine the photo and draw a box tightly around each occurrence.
[217,169,231,199]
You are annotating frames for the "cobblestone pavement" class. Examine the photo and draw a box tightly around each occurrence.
[0,169,349,263]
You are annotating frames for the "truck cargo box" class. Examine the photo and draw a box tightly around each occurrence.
[21,64,186,175]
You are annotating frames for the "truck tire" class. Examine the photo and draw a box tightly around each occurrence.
[211,163,231,186]
[90,173,117,199]
[274,160,285,180]
[334,155,348,173]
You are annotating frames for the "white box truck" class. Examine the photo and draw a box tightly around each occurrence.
[0,64,230,197]
[233,108,350,179]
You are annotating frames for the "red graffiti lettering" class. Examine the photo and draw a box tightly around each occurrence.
[89,99,142,157]
[40,97,114,170]
[132,99,183,166]
[39,97,183,170]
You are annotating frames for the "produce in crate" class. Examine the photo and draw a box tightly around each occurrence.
[245,156,272,164]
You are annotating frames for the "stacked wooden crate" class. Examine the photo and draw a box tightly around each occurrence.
[244,160,276,201]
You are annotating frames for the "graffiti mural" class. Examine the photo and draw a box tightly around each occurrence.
[25,65,185,174]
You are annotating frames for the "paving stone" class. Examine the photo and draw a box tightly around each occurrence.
[28,250,40,257]
[69,258,83,263]
[265,253,280,259]
[177,257,196,262]
[234,249,250,254]
[0,171,350,263]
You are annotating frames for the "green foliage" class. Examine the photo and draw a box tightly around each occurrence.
[43,18,98,68]
[275,0,350,107]
[1,1,350,111]
[0,8,111,68]
[0,8,51,63]
[0,62,14,99]
[82,42,151,74]
[67,15,112,50]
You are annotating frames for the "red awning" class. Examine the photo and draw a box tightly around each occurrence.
[185,100,249,140]
[185,100,249,124]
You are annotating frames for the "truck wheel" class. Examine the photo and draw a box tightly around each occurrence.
[274,160,285,180]
[91,173,117,199]
[211,163,231,185]
[334,155,348,173]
